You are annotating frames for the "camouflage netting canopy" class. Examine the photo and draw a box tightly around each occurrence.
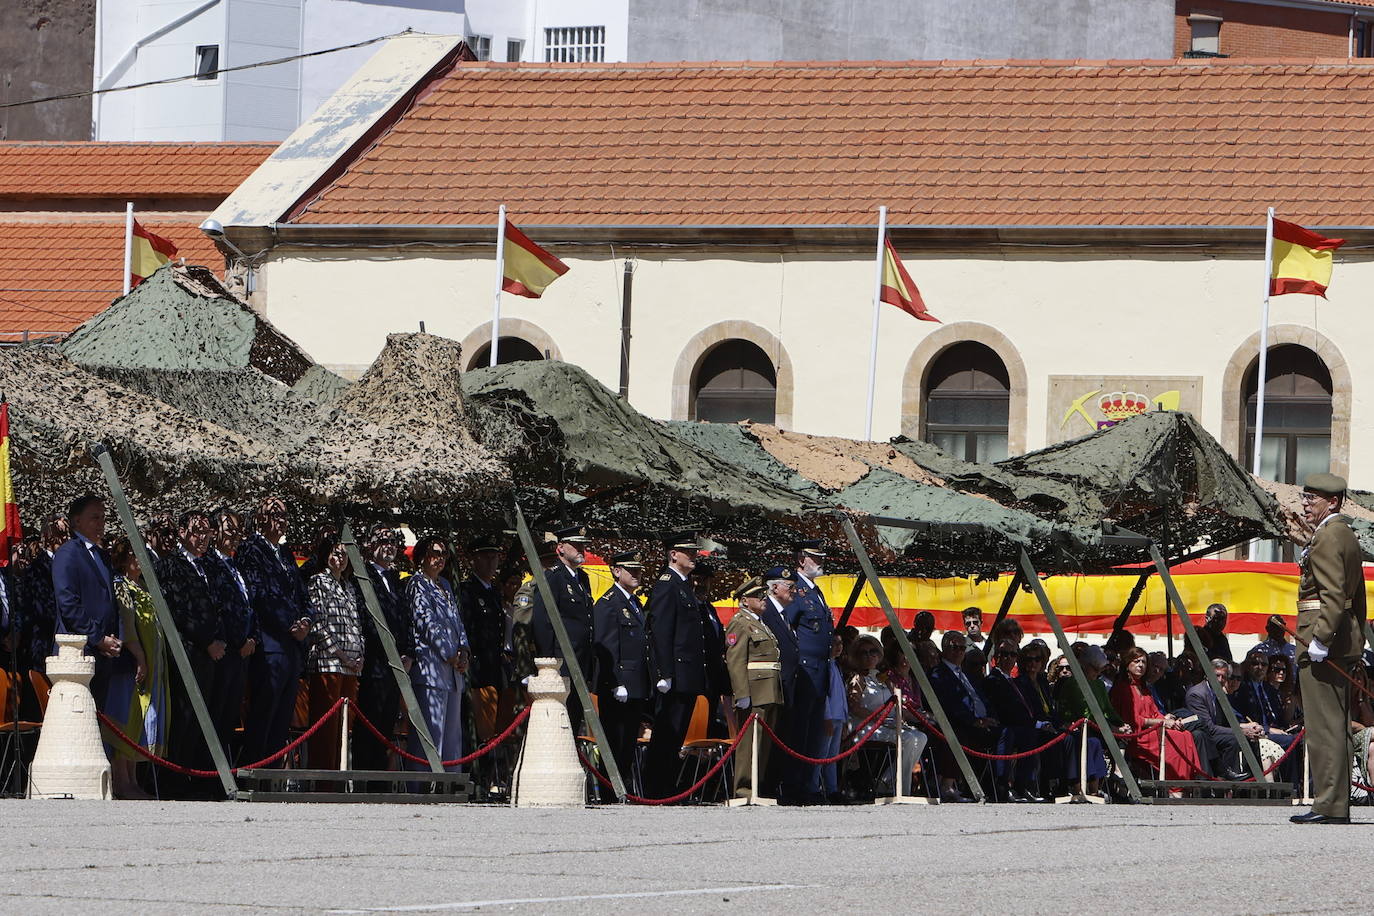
[1258,478,1374,560]
[995,411,1287,556]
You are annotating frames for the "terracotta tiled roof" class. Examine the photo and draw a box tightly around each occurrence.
[289,58,1374,229]
[0,142,276,199]
[0,220,224,336]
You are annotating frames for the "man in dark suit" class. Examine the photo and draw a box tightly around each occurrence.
[20,516,67,674]
[1184,659,1257,780]
[156,510,227,793]
[691,560,731,738]
[983,639,1050,801]
[204,508,258,760]
[592,550,653,783]
[235,496,311,767]
[0,556,14,672]
[760,567,799,799]
[461,534,511,748]
[352,525,413,785]
[782,541,836,805]
[643,532,709,799]
[929,630,1000,801]
[51,494,124,710]
[529,525,595,731]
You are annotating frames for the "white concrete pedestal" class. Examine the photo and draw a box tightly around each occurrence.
[512,657,586,807]
[28,634,113,800]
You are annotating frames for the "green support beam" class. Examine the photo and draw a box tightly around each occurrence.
[834,573,867,630]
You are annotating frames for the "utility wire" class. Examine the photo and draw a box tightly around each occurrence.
[0,29,418,111]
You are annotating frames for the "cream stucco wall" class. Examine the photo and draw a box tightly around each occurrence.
[258,244,1374,482]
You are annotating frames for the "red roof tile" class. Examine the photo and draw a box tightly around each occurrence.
[0,142,276,199]
[0,220,224,337]
[289,59,1374,229]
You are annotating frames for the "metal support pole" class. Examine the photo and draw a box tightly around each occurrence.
[1149,545,1269,782]
[339,698,350,782]
[873,687,929,805]
[618,259,633,399]
[837,513,985,802]
[92,444,236,799]
[988,566,1025,639]
[513,505,625,801]
[340,524,443,774]
[835,572,867,630]
[1111,569,1153,634]
[1017,548,1144,804]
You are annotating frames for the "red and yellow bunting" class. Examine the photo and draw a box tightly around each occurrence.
[879,238,937,322]
[502,220,569,298]
[131,220,178,286]
[1270,218,1344,298]
[0,400,21,565]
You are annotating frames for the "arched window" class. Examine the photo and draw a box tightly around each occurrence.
[467,336,545,371]
[691,339,777,424]
[922,341,1010,462]
[1243,344,1332,561]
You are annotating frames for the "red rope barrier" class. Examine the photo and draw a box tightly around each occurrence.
[578,712,757,805]
[758,698,898,765]
[97,697,346,777]
[1188,728,1307,782]
[905,705,1086,761]
[349,702,531,768]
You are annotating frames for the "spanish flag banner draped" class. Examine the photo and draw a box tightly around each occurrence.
[0,399,21,565]
[130,220,178,286]
[1270,218,1344,297]
[501,220,569,298]
[879,238,938,322]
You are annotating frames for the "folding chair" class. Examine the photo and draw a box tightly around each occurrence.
[0,671,42,795]
[675,696,733,803]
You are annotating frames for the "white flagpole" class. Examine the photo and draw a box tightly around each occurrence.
[122,201,134,295]
[1251,207,1275,478]
[489,204,507,367]
[864,205,888,440]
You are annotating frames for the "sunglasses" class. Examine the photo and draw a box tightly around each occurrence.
[860,648,882,656]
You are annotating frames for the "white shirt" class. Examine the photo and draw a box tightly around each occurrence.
[615,583,635,602]
[0,570,9,629]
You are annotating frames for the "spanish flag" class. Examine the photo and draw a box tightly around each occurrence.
[502,221,569,298]
[130,220,178,286]
[0,398,21,566]
[880,239,938,322]
[1270,219,1344,298]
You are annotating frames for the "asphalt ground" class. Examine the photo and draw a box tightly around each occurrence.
[0,799,1367,914]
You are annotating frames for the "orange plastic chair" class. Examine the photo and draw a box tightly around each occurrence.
[29,670,51,718]
[676,696,732,802]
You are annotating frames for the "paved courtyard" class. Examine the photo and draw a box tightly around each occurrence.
[0,800,1367,914]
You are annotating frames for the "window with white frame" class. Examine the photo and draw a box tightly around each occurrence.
[544,26,606,62]
[507,39,524,62]
[465,34,492,61]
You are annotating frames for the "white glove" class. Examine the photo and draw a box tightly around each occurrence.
[1035,720,1050,730]
[656,678,671,693]
[1308,638,1329,663]
[521,675,531,687]
[735,696,751,709]
[614,685,628,702]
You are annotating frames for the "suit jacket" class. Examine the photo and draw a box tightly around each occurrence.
[1184,680,1236,746]
[460,574,508,690]
[1298,514,1368,661]
[530,562,595,679]
[407,574,467,690]
[699,596,730,698]
[760,597,799,701]
[156,553,226,651]
[983,667,1036,728]
[355,563,414,682]
[52,537,118,652]
[1016,671,1057,725]
[1232,677,1287,731]
[234,533,310,659]
[648,568,708,696]
[592,584,654,699]
[784,577,834,691]
[929,660,990,729]
[18,550,56,668]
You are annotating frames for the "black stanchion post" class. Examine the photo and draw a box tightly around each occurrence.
[1017,548,1145,804]
[513,505,626,802]
[836,513,987,802]
[339,523,443,774]
[1149,544,1269,782]
[91,444,237,799]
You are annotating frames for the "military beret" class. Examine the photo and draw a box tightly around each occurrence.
[609,550,644,569]
[735,576,767,599]
[762,565,796,582]
[466,535,504,554]
[791,539,827,558]
[552,525,591,544]
[1303,472,1346,496]
[664,530,699,552]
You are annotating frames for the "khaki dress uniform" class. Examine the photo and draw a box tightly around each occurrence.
[1297,512,1368,818]
[725,605,784,799]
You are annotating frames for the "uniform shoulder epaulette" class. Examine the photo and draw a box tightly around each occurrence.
[659,573,671,581]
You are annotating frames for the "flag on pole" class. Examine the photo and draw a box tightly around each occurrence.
[879,239,938,322]
[130,220,178,287]
[1270,219,1344,298]
[0,399,21,565]
[501,220,569,298]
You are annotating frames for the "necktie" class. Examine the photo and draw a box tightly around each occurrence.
[0,573,9,630]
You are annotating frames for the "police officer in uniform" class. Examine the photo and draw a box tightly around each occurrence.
[644,531,708,798]
[1290,472,1367,825]
[725,576,783,801]
[783,540,836,804]
[529,525,595,730]
[511,532,558,686]
[461,535,511,743]
[592,550,653,783]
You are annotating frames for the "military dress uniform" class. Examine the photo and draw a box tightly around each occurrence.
[725,577,784,800]
[1293,473,1367,823]
[529,527,595,729]
[461,537,512,742]
[783,562,835,802]
[592,551,654,782]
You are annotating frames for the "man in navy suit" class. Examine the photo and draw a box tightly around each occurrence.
[782,541,835,804]
[983,640,1051,801]
[929,630,1001,801]
[592,550,653,782]
[530,525,596,732]
[51,494,125,710]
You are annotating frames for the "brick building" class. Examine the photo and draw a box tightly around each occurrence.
[1175,0,1374,58]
